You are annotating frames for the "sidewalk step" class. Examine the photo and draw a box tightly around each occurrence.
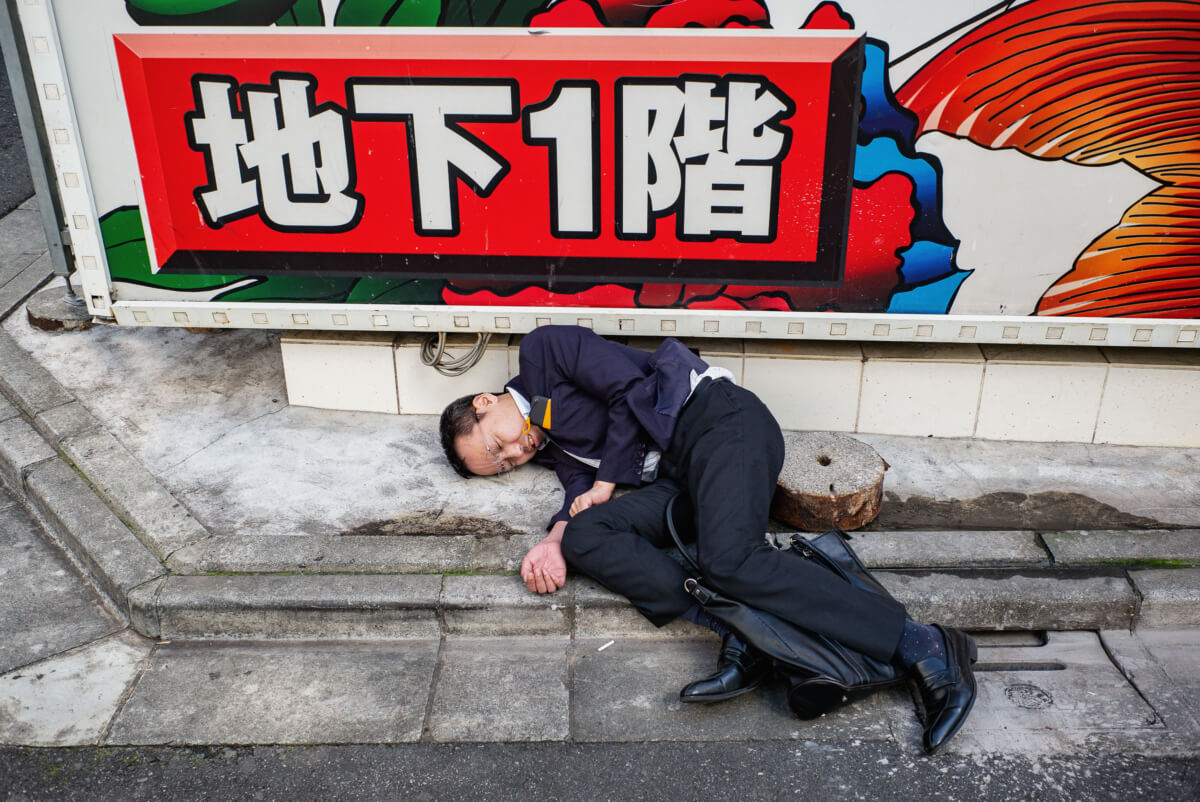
[163,528,1200,576]
[165,533,543,575]
[128,568,1169,641]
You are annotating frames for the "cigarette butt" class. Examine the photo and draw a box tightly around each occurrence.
[598,640,615,652]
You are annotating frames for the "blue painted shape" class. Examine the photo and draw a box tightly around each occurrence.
[887,271,973,314]
[897,241,958,285]
[859,42,917,143]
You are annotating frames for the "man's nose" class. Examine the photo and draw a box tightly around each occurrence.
[502,440,525,459]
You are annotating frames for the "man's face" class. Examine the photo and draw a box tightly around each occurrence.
[455,393,546,476]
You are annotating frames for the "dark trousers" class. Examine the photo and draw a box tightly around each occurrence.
[561,380,907,663]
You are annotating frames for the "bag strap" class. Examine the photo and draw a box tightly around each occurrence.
[665,494,703,576]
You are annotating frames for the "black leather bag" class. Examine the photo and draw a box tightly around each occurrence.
[666,504,904,719]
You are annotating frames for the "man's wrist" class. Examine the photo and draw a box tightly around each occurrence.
[546,520,568,543]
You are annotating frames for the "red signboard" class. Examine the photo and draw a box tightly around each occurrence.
[116,30,862,286]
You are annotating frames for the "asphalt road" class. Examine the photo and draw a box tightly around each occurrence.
[2,742,1198,801]
[0,44,36,217]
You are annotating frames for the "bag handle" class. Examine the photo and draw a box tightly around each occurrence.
[665,493,703,576]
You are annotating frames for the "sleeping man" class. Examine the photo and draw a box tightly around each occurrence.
[440,324,976,754]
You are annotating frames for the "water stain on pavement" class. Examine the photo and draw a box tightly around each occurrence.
[873,491,1177,531]
[340,510,524,538]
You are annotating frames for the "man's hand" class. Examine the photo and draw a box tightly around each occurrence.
[521,521,568,594]
[569,481,616,517]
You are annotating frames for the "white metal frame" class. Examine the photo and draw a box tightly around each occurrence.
[14,0,112,315]
[111,301,1200,349]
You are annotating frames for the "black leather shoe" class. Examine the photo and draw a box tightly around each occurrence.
[912,625,978,755]
[679,632,768,703]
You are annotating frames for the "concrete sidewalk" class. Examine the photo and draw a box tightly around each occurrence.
[3,477,1200,757]
[3,470,1200,760]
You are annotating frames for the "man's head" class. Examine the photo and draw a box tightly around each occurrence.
[440,391,546,478]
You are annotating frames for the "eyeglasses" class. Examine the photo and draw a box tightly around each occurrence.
[474,412,531,476]
[483,439,513,475]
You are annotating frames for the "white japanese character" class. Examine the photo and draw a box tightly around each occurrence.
[187,78,257,225]
[618,76,793,241]
[351,80,517,235]
[240,76,361,230]
[187,74,362,231]
[682,151,775,238]
[618,82,684,238]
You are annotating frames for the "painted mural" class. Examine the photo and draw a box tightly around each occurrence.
[86,0,1198,319]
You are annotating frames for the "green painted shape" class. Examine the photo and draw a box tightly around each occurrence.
[216,275,359,303]
[344,276,444,304]
[127,0,297,24]
[275,0,326,25]
[100,207,448,304]
[334,0,442,26]
[128,0,245,15]
[470,0,547,26]
[438,0,475,25]
[102,208,251,292]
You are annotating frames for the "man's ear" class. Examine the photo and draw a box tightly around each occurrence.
[472,393,499,415]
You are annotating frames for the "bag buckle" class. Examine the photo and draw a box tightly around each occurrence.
[683,578,713,604]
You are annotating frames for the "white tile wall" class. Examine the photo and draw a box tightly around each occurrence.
[281,333,400,414]
[395,334,513,415]
[976,346,1108,442]
[278,336,1200,447]
[858,344,984,437]
[743,342,863,431]
[1095,348,1200,447]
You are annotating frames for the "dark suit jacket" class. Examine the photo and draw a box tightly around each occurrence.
[505,326,708,525]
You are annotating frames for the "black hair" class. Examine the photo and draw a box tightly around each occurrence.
[439,391,502,479]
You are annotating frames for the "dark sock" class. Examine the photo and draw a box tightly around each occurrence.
[681,604,730,638]
[895,619,947,669]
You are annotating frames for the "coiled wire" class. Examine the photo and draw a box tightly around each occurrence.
[420,331,492,377]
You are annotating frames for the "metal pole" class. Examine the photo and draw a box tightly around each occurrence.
[0,0,82,309]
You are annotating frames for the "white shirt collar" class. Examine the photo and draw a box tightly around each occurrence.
[506,387,531,416]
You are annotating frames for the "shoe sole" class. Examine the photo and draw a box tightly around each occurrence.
[924,628,978,755]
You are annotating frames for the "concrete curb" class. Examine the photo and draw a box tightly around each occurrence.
[24,458,167,621]
[1043,529,1200,567]
[0,329,74,414]
[1129,569,1200,627]
[165,532,543,575]
[0,327,173,626]
[58,428,211,559]
[160,528,1200,576]
[152,574,443,640]
[127,569,1150,641]
[881,570,1137,631]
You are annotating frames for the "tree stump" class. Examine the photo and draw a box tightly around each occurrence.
[771,432,888,531]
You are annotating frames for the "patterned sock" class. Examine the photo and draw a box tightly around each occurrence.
[681,604,730,638]
[895,618,947,669]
